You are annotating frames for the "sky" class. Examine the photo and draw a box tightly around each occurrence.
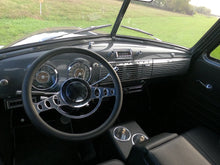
[190,0,220,15]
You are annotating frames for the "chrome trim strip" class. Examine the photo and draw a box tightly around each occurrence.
[153,58,189,64]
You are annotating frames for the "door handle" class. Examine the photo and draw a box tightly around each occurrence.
[196,80,213,90]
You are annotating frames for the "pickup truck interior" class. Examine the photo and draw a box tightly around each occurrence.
[0,0,220,165]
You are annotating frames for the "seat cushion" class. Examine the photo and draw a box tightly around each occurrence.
[145,133,178,150]
[148,127,220,165]
[182,127,220,165]
[149,135,211,165]
[127,127,220,165]
[97,159,125,165]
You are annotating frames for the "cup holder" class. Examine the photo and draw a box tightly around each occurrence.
[113,126,131,141]
[132,133,148,145]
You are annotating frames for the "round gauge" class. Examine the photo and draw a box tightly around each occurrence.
[68,62,91,81]
[33,65,58,90]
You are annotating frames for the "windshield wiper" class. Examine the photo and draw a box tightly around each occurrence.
[50,24,112,41]
[121,25,162,41]
[74,24,112,34]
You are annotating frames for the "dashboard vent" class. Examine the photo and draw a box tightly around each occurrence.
[5,97,37,110]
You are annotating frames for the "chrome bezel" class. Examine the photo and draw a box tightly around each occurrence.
[67,61,92,82]
[131,133,148,145]
[33,64,58,91]
[113,126,131,142]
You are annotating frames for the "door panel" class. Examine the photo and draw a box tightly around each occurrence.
[178,54,220,132]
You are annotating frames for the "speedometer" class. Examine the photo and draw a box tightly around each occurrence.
[68,62,91,81]
[33,65,58,90]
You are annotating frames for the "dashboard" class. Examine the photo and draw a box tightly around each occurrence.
[0,37,191,109]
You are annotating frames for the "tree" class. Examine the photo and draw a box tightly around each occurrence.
[150,0,194,15]
[194,6,211,15]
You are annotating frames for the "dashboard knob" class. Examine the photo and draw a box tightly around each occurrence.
[137,51,143,55]
[0,79,8,86]
[93,63,99,68]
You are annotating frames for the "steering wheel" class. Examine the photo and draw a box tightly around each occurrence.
[22,47,123,141]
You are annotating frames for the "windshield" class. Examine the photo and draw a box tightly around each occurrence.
[0,0,122,47]
[119,0,219,48]
[0,0,219,49]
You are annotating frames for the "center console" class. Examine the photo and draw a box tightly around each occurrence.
[109,121,148,160]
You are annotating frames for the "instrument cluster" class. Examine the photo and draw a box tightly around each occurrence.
[32,58,92,91]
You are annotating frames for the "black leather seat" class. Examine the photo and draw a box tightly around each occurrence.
[97,159,124,165]
[127,127,220,165]
[99,127,220,165]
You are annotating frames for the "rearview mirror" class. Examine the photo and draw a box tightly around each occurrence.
[134,0,153,2]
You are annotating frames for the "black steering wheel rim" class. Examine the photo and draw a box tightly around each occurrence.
[22,47,123,141]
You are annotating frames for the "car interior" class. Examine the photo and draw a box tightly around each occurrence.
[0,0,220,165]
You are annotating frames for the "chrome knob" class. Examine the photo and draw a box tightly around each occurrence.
[0,79,8,86]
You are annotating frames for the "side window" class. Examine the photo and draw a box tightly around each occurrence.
[210,45,220,60]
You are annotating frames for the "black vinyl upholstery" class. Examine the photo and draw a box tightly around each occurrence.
[0,159,3,165]
[148,135,211,165]
[97,159,124,165]
[182,127,220,165]
[127,127,220,165]
[144,133,178,150]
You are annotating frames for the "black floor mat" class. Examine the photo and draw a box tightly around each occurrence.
[14,126,81,165]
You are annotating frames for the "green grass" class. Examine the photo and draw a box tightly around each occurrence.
[0,0,219,59]
[210,45,220,60]
[0,0,121,45]
[119,14,217,48]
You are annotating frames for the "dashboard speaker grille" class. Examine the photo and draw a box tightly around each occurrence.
[152,59,190,78]
[100,63,152,84]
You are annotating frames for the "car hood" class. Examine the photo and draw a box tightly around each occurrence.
[11,28,91,47]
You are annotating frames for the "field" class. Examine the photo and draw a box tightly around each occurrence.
[210,45,220,60]
[0,0,219,59]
